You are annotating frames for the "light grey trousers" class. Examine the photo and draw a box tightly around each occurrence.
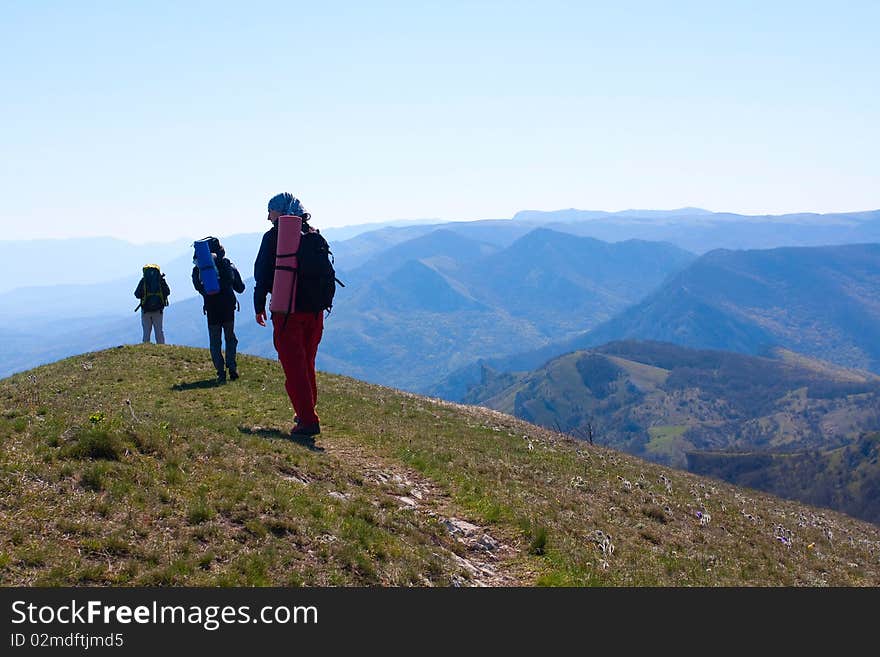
[141,311,165,344]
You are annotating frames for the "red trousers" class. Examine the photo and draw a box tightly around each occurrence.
[272,312,324,426]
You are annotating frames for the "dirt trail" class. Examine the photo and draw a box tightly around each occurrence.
[319,437,526,587]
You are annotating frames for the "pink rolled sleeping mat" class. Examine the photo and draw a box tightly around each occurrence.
[269,214,303,314]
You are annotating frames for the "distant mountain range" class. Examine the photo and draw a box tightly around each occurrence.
[462,340,880,523]
[0,232,268,324]
[582,243,880,373]
[207,228,693,391]
[434,242,880,399]
[0,221,434,296]
[513,207,716,221]
[0,222,436,323]
[513,208,880,254]
[3,209,880,387]
[0,236,192,295]
[5,207,878,318]
[0,226,695,383]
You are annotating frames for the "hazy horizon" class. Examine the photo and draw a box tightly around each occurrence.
[3,205,880,245]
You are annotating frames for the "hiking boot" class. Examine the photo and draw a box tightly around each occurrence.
[229,369,239,381]
[290,423,321,437]
[216,372,227,384]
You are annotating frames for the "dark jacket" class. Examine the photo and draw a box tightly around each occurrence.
[134,276,171,313]
[192,256,245,325]
[253,226,278,316]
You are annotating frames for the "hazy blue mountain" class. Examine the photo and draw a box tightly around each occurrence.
[615,207,714,218]
[329,224,449,271]
[0,221,516,327]
[515,207,877,226]
[331,208,880,266]
[327,209,880,279]
[583,243,880,372]
[432,241,880,400]
[0,315,137,378]
[436,219,539,247]
[329,219,529,271]
[6,208,877,295]
[0,237,192,294]
[360,260,487,313]
[8,207,876,313]
[0,232,269,326]
[513,207,714,222]
[310,229,694,391]
[0,221,440,298]
[0,278,143,323]
[342,228,500,287]
[318,217,442,241]
[460,230,694,337]
[530,209,880,253]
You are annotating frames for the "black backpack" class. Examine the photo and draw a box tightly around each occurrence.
[216,257,245,296]
[297,231,344,314]
[216,257,233,293]
[139,265,167,312]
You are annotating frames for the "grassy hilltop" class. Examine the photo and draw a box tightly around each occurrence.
[1,345,879,586]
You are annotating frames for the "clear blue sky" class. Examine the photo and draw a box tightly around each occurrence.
[2,1,877,242]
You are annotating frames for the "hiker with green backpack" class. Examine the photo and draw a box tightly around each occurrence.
[134,264,171,344]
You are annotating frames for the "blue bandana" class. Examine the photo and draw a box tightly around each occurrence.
[287,197,306,217]
[267,192,294,213]
[267,193,307,217]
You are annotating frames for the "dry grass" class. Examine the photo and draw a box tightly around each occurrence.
[1,344,879,586]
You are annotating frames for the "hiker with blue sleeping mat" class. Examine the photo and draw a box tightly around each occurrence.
[192,237,246,384]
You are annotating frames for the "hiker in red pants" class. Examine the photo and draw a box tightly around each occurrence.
[272,311,322,433]
[253,193,326,438]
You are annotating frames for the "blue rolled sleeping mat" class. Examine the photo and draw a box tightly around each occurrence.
[193,238,220,295]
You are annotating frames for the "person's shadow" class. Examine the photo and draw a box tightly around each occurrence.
[171,379,225,391]
[238,425,324,452]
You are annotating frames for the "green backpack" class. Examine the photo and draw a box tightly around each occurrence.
[138,265,167,312]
